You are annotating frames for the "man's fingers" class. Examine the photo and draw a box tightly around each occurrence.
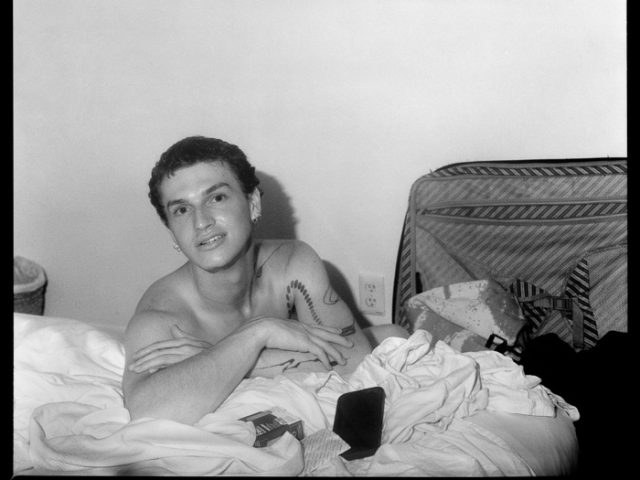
[306,344,332,370]
[308,336,346,366]
[133,338,207,360]
[133,339,186,359]
[129,353,182,373]
[131,344,200,368]
[303,324,353,348]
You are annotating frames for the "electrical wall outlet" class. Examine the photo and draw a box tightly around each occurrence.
[359,273,385,315]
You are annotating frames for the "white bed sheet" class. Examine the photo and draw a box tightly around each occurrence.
[14,313,578,476]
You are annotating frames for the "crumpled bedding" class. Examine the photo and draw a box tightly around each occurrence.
[14,313,578,476]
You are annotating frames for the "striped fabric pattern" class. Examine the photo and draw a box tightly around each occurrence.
[393,160,627,347]
[508,280,549,329]
[415,172,627,210]
[585,246,627,335]
[429,162,626,178]
[395,212,414,331]
[421,201,626,221]
[565,259,599,349]
[414,218,625,296]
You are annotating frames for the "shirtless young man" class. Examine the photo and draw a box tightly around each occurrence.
[122,136,407,425]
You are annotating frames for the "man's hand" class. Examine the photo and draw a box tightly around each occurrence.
[128,325,212,374]
[248,317,354,371]
[128,318,353,375]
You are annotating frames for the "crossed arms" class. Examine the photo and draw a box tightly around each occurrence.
[122,242,371,424]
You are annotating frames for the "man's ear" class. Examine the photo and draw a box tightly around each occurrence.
[249,187,262,220]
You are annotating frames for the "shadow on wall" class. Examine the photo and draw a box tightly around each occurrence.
[254,170,370,329]
[254,171,298,240]
[324,261,372,330]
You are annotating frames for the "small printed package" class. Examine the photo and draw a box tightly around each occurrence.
[240,407,304,447]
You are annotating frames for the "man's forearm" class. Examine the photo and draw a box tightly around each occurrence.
[125,326,263,424]
[249,327,372,379]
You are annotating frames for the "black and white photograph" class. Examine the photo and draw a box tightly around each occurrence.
[14,0,626,476]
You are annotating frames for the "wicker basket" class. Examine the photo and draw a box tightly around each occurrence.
[14,256,47,315]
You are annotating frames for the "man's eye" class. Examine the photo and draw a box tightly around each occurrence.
[208,194,227,204]
[172,206,188,216]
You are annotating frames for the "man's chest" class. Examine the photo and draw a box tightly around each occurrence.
[190,283,291,343]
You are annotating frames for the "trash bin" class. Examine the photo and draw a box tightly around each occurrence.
[14,256,47,315]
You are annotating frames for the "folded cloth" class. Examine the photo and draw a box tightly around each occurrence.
[30,402,303,476]
[24,324,576,476]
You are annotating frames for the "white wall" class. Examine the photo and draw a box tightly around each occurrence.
[14,0,626,330]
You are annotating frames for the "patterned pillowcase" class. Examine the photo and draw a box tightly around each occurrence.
[404,279,527,353]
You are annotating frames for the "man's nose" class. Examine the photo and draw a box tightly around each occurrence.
[194,206,215,230]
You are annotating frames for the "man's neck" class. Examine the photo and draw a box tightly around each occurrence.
[189,241,259,314]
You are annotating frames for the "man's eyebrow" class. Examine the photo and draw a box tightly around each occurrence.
[165,182,230,209]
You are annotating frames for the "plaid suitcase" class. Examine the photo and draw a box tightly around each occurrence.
[393,159,627,351]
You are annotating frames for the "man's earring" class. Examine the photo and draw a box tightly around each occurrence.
[173,243,182,253]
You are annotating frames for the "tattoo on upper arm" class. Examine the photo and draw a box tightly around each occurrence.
[286,280,321,325]
[285,281,355,335]
[322,286,355,335]
[323,286,340,305]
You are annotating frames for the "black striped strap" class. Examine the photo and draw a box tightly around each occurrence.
[565,258,598,349]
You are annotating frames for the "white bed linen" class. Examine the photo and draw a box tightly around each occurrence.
[14,313,578,476]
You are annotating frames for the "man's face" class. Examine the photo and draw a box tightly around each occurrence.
[159,161,260,272]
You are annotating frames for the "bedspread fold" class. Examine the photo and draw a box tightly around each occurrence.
[17,316,577,476]
[30,402,303,476]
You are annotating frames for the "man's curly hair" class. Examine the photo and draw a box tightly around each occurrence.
[148,136,261,226]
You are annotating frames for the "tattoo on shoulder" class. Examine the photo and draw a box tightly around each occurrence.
[323,286,340,305]
[286,280,321,325]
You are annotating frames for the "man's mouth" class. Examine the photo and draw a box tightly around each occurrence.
[198,233,225,247]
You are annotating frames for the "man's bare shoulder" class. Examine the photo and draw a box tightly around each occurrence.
[134,266,190,314]
[124,309,176,346]
[283,240,324,274]
[257,239,317,270]
[125,267,193,344]
[254,239,296,274]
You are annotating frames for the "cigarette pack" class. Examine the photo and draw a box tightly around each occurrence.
[240,407,304,447]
